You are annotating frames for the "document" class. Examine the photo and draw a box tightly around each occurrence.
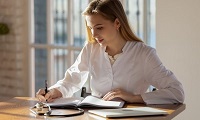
[88,107,168,118]
[46,95,125,108]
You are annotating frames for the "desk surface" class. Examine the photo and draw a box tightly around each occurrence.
[0,97,185,120]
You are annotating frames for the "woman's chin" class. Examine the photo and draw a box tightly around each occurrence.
[98,42,105,46]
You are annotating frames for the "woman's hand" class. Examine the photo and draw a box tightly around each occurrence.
[102,88,144,103]
[36,88,62,103]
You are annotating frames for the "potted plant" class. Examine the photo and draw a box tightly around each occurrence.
[0,23,9,35]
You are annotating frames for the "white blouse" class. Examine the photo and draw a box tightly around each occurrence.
[49,41,185,104]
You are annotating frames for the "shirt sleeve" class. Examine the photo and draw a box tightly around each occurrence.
[141,47,185,104]
[49,43,91,97]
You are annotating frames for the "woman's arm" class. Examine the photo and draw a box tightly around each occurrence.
[36,43,92,101]
[142,48,185,104]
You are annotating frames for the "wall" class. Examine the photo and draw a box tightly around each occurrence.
[156,0,200,119]
[0,0,29,97]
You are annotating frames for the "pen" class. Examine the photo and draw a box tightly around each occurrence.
[45,80,48,102]
[45,80,48,94]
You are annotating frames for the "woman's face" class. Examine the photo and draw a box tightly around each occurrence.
[85,14,120,46]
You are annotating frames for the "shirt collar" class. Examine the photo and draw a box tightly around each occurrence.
[101,41,133,53]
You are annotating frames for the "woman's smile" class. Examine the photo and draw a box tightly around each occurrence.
[97,38,104,43]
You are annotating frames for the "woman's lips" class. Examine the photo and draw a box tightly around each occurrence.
[97,39,103,43]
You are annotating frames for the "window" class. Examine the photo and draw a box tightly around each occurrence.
[123,0,156,47]
[30,0,156,96]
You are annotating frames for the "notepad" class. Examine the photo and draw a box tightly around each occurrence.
[46,95,125,108]
[88,107,168,118]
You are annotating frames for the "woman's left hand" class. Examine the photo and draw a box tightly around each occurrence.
[102,88,144,103]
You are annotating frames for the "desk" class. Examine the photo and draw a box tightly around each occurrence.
[0,97,185,120]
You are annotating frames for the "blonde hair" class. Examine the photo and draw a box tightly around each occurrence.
[82,0,143,43]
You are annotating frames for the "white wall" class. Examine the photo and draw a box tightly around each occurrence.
[156,0,200,119]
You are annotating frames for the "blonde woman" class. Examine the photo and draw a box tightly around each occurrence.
[37,0,184,104]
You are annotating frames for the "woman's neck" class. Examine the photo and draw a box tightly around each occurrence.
[106,39,126,57]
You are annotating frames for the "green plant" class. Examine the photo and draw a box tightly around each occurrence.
[0,23,9,35]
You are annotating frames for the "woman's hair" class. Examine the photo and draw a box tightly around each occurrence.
[82,0,143,43]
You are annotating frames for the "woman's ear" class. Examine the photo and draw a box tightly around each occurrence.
[114,18,121,30]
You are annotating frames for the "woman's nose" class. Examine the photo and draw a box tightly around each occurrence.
[91,29,98,38]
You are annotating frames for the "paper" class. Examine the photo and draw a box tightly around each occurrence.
[46,96,124,108]
[46,97,82,107]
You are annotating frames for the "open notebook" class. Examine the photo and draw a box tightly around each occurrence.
[88,107,168,118]
[46,95,124,108]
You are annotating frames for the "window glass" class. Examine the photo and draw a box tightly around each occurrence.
[73,0,89,47]
[148,0,156,48]
[35,49,47,91]
[54,0,68,45]
[34,0,47,44]
[126,0,144,39]
[53,49,68,82]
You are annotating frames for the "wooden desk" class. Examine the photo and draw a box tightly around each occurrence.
[0,97,185,120]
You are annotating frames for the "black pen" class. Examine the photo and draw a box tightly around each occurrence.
[45,80,48,94]
[45,80,49,103]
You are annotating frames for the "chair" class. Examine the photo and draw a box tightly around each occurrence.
[81,87,91,98]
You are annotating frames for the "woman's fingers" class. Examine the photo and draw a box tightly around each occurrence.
[47,97,56,103]
[36,88,45,97]
[36,88,62,103]
[102,91,112,100]
[103,89,119,101]
[36,88,54,102]
[44,91,52,101]
[36,89,46,102]
[45,88,62,102]
[37,95,46,102]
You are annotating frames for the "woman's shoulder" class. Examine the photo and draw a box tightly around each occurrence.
[80,42,104,56]
[84,42,103,50]
[126,41,157,60]
[127,41,155,52]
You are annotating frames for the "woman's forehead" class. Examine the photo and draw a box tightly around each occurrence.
[85,14,111,27]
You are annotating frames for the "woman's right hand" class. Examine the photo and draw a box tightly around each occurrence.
[36,88,62,103]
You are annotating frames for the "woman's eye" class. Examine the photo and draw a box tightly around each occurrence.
[97,27,103,30]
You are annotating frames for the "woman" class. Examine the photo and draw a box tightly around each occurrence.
[36,0,184,104]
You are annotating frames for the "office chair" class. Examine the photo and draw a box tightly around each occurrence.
[80,87,91,98]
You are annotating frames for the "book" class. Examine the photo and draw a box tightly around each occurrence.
[46,95,125,108]
[88,107,168,118]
